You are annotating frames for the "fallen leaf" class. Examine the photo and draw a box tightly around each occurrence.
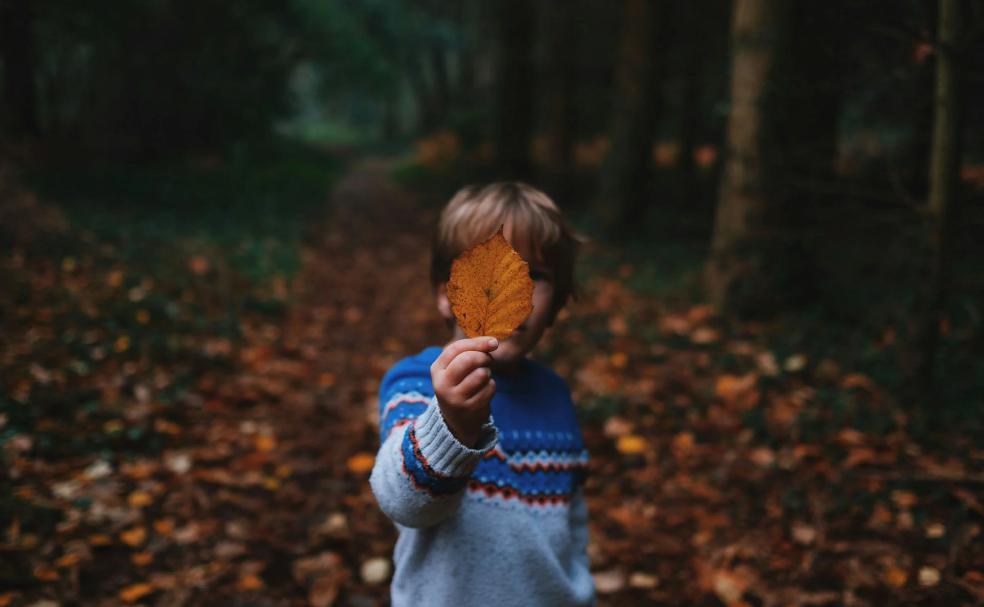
[153,518,175,536]
[791,523,817,545]
[918,566,940,587]
[255,434,276,452]
[715,374,758,409]
[237,574,264,591]
[891,490,917,509]
[629,572,659,589]
[318,372,336,388]
[593,569,626,594]
[55,553,80,568]
[690,326,720,344]
[672,432,696,457]
[128,490,153,508]
[33,566,59,582]
[360,557,391,584]
[120,527,147,547]
[884,565,908,588]
[447,227,534,340]
[118,582,155,603]
[712,569,749,605]
[924,522,945,538]
[603,416,634,438]
[784,354,807,372]
[293,552,344,584]
[346,452,375,474]
[188,256,209,275]
[616,435,648,455]
[131,552,153,566]
[310,573,344,607]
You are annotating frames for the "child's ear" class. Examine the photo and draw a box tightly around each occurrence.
[435,282,454,320]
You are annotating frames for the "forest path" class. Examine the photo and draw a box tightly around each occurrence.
[173,157,448,605]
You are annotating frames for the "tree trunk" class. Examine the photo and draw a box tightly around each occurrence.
[430,45,451,119]
[705,0,785,310]
[910,0,963,406]
[706,1,846,316]
[406,54,436,132]
[544,0,580,202]
[495,0,534,179]
[599,0,668,234]
[0,0,41,137]
[675,0,704,207]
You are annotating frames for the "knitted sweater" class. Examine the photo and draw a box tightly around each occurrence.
[369,346,594,607]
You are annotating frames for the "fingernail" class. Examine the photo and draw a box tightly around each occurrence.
[488,338,498,348]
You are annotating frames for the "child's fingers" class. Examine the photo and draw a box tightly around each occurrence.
[445,350,493,385]
[455,366,492,399]
[432,337,499,371]
[462,378,495,408]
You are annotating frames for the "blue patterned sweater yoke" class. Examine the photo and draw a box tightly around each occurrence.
[369,346,595,607]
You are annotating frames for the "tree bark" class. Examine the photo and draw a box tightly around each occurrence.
[706,1,847,316]
[911,0,963,406]
[429,45,451,119]
[406,54,437,132]
[705,0,785,310]
[544,0,580,202]
[599,0,667,234]
[0,0,41,137]
[495,0,534,179]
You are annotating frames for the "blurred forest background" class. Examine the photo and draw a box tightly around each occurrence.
[1,0,983,605]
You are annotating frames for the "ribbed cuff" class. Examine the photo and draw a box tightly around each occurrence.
[413,401,498,478]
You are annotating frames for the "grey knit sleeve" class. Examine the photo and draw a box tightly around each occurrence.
[370,400,497,528]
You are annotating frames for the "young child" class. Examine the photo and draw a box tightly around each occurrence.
[370,182,594,606]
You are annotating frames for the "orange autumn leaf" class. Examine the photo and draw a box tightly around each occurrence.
[128,490,153,508]
[884,565,908,588]
[237,573,265,591]
[255,434,277,452]
[346,452,375,474]
[118,582,155,603]
[616,435,648,455]
[447,227,534,340]
[33,566,59,582]
[120,527,147,547]
[153,518,175,536]
[131,552,154,566]
[55,553,81,568]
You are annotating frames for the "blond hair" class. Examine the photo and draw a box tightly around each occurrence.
[431,182,580,318]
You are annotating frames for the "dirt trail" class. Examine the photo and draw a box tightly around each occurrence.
[172,158,447,605]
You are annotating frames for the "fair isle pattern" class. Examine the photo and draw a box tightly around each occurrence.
[467,438,587,506]
[486,445,591,474]
[381,391,433,439]
[378,347,589,511]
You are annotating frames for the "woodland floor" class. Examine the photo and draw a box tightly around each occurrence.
[1,157,983,606]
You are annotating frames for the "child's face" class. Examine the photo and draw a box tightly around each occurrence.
[437,238,557,368]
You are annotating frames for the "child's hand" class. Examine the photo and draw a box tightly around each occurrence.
[430,337,499,447]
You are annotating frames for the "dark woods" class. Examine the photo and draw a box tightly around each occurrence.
[2,1,984,605]
[2,0,983,435]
